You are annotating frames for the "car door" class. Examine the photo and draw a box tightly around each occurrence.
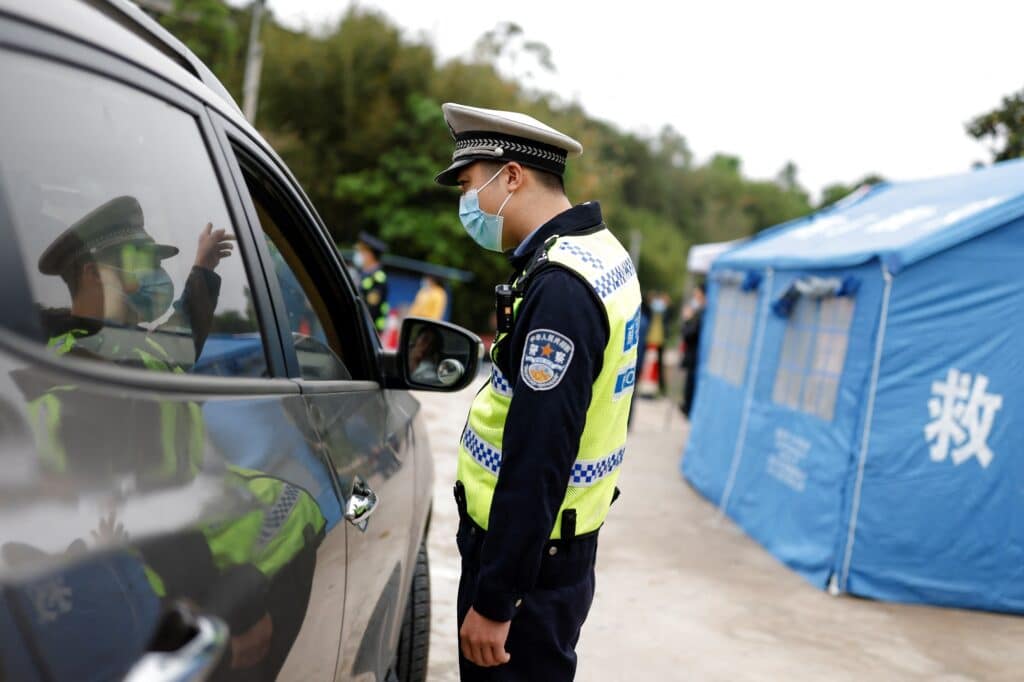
[0,16,346,681]
[213,121,421,681]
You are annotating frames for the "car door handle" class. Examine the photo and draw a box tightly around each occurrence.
[345,475,379,530]
[124,602,229,682]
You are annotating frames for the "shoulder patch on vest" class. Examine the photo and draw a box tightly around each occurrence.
[624,305,641,352]
[521,329,574,391]
[613,363,637,401]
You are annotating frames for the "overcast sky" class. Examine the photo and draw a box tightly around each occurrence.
[240,0,1023,198]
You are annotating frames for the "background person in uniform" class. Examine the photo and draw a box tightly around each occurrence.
[646,290,670,396]
[679,283,706,417]
[408,273,448,320]
[436,103,642,680]
[353,231,390,333]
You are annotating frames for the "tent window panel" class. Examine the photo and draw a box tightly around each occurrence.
[818,377,840,420]
[772,294,855,421]
[707,284,758,387]
[802,374,822,413]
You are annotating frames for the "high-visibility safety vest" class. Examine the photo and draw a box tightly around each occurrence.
[28,330,203,480]
[458,227,642,539]
[204,467,326,578]
[360,268,390,331]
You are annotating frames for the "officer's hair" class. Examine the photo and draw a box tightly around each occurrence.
[478,161,565,194]
[60,250,113,299]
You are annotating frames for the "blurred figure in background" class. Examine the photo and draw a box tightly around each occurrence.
[679,283,706,418]
[353,232,389,334]
[646,291,670,396]
[408,273,448,320]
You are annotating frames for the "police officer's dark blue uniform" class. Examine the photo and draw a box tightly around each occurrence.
[437,103,639,681]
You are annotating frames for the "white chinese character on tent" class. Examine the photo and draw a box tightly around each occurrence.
[924,369,1004,468]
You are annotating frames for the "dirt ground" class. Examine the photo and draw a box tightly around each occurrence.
[419,378,1024,681]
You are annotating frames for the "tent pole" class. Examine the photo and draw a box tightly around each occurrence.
[839,263,894,591]
[719,268,773,517]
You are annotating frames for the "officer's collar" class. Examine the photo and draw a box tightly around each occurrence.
[507,202,604,270]
[39,308,103,340]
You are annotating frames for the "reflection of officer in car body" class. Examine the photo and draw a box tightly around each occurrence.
[20,196,326,677]
[27,195,230,487]
[436,104,641,679]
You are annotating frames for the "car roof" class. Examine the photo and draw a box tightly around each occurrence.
[0,0,331,234]
[0,0,272,157]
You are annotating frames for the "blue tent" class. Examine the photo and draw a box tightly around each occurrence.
[682,158,1024,613]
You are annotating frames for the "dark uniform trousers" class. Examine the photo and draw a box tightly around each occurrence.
[456,515,598,681]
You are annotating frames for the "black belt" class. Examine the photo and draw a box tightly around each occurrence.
[454,481,600,548]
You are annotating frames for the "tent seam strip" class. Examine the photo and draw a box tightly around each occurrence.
[719,267,774,516]
[840,262,893,590]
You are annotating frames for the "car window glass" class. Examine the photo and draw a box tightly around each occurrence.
[0,52,267,378]
[239,166,351,381]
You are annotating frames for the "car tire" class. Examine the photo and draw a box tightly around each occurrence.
[395,539,430,682]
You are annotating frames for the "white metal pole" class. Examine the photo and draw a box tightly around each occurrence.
[241,0,266,124]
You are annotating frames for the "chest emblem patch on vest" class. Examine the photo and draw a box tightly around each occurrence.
[521,329,575,391]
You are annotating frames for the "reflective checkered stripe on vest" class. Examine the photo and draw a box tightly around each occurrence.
[458,228,642,538]
[203,467,326,578]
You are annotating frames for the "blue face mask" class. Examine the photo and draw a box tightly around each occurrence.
[113,267,175,322]
[459,166,514,252]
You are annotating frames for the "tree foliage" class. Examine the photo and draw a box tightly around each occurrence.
[817,174,886,210]
[967,88,1024,162]
[161,4,818,329]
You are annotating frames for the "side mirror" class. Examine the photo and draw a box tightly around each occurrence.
[395,317,482,392]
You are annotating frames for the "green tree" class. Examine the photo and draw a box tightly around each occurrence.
[817,174,886,210]
[155,4,831,330]
[160,0,243,93]
[967,88,1024,162]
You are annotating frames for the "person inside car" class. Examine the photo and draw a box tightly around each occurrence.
[407,325,443,384]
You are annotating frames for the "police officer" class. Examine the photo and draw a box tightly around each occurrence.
[435,103,642,680]
[353,231,390,333]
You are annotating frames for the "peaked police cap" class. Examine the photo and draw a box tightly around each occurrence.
[435,103,583,186]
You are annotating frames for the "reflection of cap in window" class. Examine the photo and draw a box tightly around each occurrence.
[37,196,179,275]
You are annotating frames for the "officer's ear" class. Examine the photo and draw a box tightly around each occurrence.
[504,162,525,192]
[80,261,101,287]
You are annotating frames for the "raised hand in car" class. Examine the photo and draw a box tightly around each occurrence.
[194,222,235,271]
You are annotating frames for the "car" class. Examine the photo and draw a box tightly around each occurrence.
[0,1,481,680]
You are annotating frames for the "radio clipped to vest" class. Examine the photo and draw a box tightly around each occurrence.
[493,235,560,336]
[495,284,514,334]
